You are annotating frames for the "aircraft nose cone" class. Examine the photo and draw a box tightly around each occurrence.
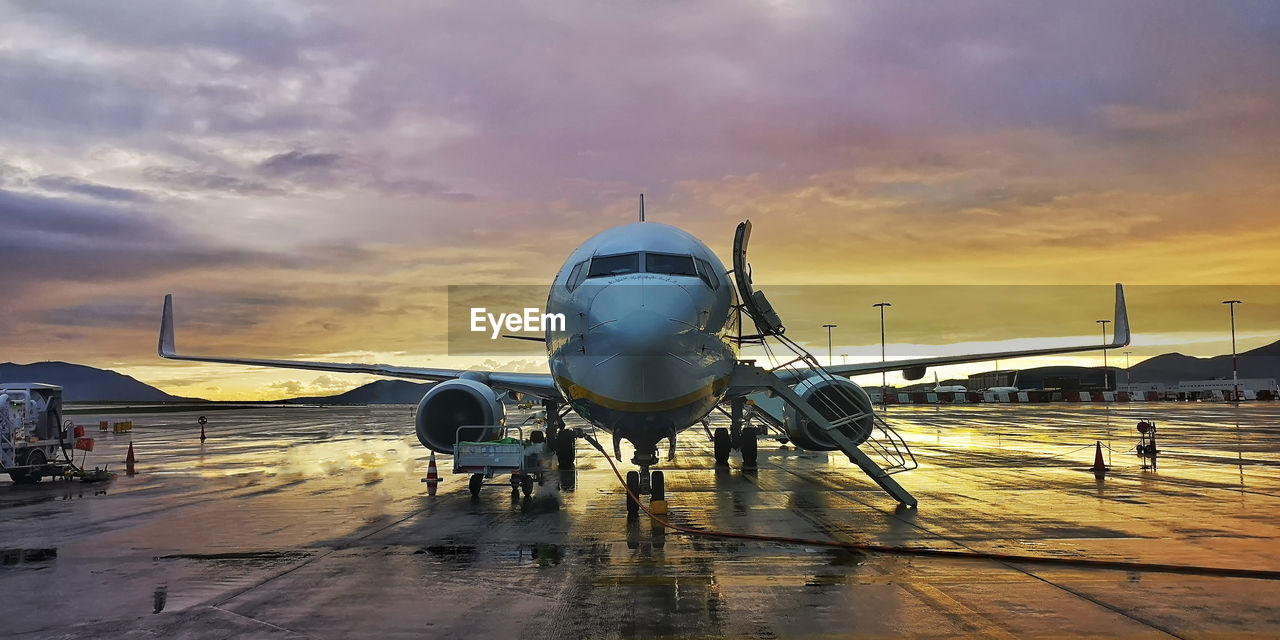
[588,282,699,356]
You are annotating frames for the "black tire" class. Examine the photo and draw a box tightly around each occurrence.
[556,432,576,470]
[713,428,731,466]
[741,427,758,468]
[469,473,483,497]
[651,470,665,502]
[521,475,534,497]
[15,449,47,484]
[625,470,641,518]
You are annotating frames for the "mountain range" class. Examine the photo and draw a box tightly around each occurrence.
[3,338,1277,403]
[0,361,201,402]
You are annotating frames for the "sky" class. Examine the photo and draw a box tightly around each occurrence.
[1,1,1278,400]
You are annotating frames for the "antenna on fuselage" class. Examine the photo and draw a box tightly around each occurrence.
[639,193,645,222]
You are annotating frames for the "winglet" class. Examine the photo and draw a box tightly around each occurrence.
[159,294,176,358]
[1109,283,1130,348]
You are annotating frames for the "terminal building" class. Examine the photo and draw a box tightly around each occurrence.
[1119,379,1278,401]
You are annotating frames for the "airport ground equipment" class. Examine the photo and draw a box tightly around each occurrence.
[452,418,549,498]
[724,221,918,506]
[1136,420,1159,470]
[0,383,83,483]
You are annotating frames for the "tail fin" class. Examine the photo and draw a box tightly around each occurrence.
[159,294,176,357]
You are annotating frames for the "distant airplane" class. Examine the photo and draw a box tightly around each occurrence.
[984,371,1020,393]
[933,372,968,393]
[159,197,1129,511]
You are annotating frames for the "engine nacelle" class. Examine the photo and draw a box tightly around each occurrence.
[414,379,506,454]
[782,376,875,451]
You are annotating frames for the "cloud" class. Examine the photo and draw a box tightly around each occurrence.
[2,1,1280,398]
[257,150,343,177]
[33,174,151,202]
[141,166,284,197]
[267,379,305,395]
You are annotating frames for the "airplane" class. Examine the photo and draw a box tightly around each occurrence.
[984,371,1020,394]
[158,198,1130,513]
[933,372,968,393]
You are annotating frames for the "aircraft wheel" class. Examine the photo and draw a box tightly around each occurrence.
[469,473,483,497]
[741,427,758,468]
[713,428,731,466]
[651,470,665,502]
[556,432,576,470]
[625,471,641,518]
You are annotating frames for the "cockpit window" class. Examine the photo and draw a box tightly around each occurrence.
[565,260,588,291]
[645,252,698,277]
[695,258,720,290]
[587,253,640,278]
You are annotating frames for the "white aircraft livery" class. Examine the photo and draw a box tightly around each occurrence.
[159,201,1130,511]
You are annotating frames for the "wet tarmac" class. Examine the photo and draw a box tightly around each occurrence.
[3,402,1279,638]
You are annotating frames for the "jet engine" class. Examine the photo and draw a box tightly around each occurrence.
[781,376,876,451]
[414,379,505,454]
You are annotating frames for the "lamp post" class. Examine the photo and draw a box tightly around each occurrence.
[1097,319,1111,391]
[1223,300,1242,401]
[822,324,837,367]
[1123,350,1132,388]
[873,302,891,407]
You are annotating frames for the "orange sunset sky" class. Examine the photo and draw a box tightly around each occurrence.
[2,2,1278,399]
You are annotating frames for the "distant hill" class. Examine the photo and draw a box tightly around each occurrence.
[1129,338,1280,383]
[0,361,202,402]
[285,379,434,404]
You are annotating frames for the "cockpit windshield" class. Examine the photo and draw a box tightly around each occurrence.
[644,252,698,277]
[587,253,640,278]
[577,251,716,288]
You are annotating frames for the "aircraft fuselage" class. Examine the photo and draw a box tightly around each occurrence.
[545,222,738,455]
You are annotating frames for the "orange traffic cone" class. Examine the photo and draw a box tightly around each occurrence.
[1091,441,1107,477]
[424,451,440,496]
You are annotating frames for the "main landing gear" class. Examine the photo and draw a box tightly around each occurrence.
[543,399,576,470]
[712,397,758,468]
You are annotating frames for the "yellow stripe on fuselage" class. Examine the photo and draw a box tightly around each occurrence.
[554,374,729,413]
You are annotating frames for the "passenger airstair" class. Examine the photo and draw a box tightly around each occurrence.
[727,221,918,506]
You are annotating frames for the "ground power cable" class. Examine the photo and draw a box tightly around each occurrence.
[578,432,1280,581]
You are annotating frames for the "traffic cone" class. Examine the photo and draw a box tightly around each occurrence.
[125,441,137,476]
[424,451,440,496]
[1091,441,1107,477]
[200,424,207,443]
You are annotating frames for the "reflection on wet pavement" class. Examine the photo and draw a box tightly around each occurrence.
[2,402,1279,638]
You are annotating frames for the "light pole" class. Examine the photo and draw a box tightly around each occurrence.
[1223,300,1242,401]
[1123,350,1132,388]
[1097,319,1111,391]
[822,324,837,367]
[873,302,891,406]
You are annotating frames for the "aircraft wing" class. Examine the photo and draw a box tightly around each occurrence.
[158,295,561,399]
[777,283,1130,382]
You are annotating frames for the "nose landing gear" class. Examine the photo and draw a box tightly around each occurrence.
[626,448,668,519]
